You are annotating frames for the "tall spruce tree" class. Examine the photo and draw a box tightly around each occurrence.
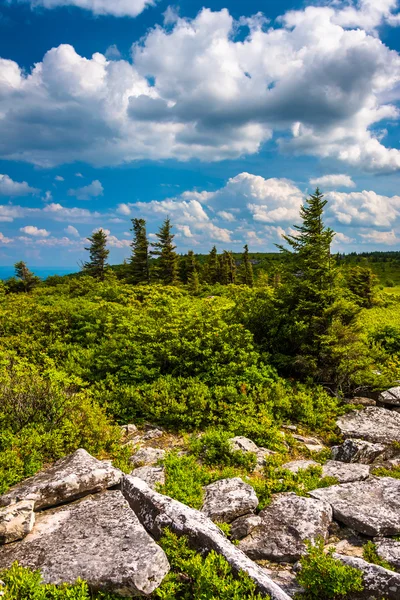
[130,218,150,284]
[186,250,200,294]
[151,217,179,284]
[204,246,219,284]
[83,229,109,281]
[219,251,236,284]
[238,245,254,286]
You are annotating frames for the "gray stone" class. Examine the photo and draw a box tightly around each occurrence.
[379,386,400,407]
[321,461,370,483]
[228,437,275,469]
[0,491,169,597]
[262,565,304,597]
[344,397,376,407]
[337,407,400,444]
[310,477,400,536]
[333,553,400,600]
[282,460,319,474]
[239,493,332,563]
[129,447,165,467]
[0,501,35,545]
[143,429,163,441]
[375,538,400,571]
[122,476,292,600]
[130,466,165,490]
[230,514,263,540]
[0,449,122,511]
[201,478,258,523]
[331,439,386,464]
[120,424,138,437]
[292,434,324,453]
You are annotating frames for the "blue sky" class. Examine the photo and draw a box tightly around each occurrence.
[0,0,400,268]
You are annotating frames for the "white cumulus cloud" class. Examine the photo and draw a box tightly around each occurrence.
[64,225,80,237]
[68,180,104,201]
[0,174,38,197]
[17,0,156,18]
[20,225,50,237]
[309,174,356,189]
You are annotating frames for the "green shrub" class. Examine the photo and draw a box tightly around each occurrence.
[153,530,267,599]
[159,452,210,509]
[362,541,393,571]
[297,539,364,599]
[189,429,257,471]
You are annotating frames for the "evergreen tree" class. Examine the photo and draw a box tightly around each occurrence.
[238,245,254,286]
[346,265,378,308]
[130,218,150,284]
[83,229,109,281]
[13,261,40,293]
[219,251,236,285]
[151,218,179,284]
[204,246,219,284]
[188,270,200,295]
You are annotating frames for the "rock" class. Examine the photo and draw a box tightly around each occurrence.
[332,539,364,558]
[375,538,400,571]
[344,397,376,407]
[331,439,386,464]
[201,478,258,523]
[262,565,304,597]
[281,424,297,432]
[239,493,332,563]
[229,436,275,469]
[129,447,165,468]
[120,424,138,437]
[292,434,324,453]
[122,476,292,600]
[0,501,35,544]
[143,429,164,441]
[337,407,400,444]
[310,477,400,536]
[0,449,122,510]
[321,461,370,483]
[379,386,400,407]
[282,460,319,474]
[130,466,165,490]
[333,553,400,600]
[0,491,169,597]
[230,514,263,540]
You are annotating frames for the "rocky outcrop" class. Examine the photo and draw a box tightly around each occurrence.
[0,501,35,544]
[337,407,400,444]
[129,447,166,468]
[375,538,400,571]
[230,514,262,540]
[238,493,332,563]
[321,460,370,483]
[131,466,165,490]
[122,475,292,600]
[201,478,258,523]
[379,386,400,407]
[282,460,318,473]
[0,449,122,510]
[331,439,386,464]
[310,477,400,536]
[334,553,400,600]
[0,491,169,596]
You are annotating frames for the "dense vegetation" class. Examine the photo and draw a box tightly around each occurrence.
[1,189,400,598]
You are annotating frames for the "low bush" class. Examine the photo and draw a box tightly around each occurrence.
[189,428,257,471]
[362,541,393,571]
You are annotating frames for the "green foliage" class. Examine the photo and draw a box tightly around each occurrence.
[153,530,267,599]
[297,539,364,599]
[189,429,257,471]
[362,542,393,570]
[159,452,210,509]
[8,262,40,293]
[130,218,150,284]
[345,265,378,308]
[372,464,400,479]
[151,218,179,284]
[238,245,254,287]
[83,229,110,281]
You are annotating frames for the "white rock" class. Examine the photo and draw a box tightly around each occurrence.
[201,478,258,523]
[130,466,165,490]
[129,447,165,467]
[321,460,370,483]
[282,460,319,474]
[0,501,35,544]
[379,386,400,407]
[337,407,400,444]
[375,538,400,571]
[333,553,400,600]
[292,434,324,453]
[331,439,386,464]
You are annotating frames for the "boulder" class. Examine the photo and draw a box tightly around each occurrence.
[331,439,386,464]
[228,436,275,469]
[120,424,138,437]
[375,538,400,571]
[337,407,400,444]
[292,434,324,453]
[282,460,319,474]
[321,461,370,483]
[0,491,169,597]
[310,477,400,536]
[201,478,258,523]
[130,466,165,490]
[379,386,400,407]
[0,501,35,545]
[142,429,164,441]
[239,493,332,563]
[0,449,122,510]
[230,514,262,540]
[122,476,292,600]
[333,553,400,600]
[129,447,165,468]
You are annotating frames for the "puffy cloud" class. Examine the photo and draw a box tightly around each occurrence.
[333,231,355,244]
[20,225,50,237]
[359,228,400,245]
[0,174,38,197]
[0,232,12,244]
[43,203,101,222]
[326,189,400,226]
[0,5,399,171]
[309,174,356,189]
[17,0,156,18]
[64,225,80,236]
[68,180,104,201]
[117,203,132,216]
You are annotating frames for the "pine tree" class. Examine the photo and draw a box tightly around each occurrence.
[83,229,109,281]
[151,217,179,285]
[238,245,254,286]
[188,270,200,295]
[130,218,150,284]
[219,251,236,285]
[204,246,219,284]
[13,261,40,292]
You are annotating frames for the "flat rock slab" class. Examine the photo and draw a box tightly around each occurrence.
[130,466,165,490]
[202,478,258,523]
[0,449,122,511]
[379,386,400,407]
[292,434,324,453]
[0,501,35,544]
[310,477,400,536]
[129,447,165,468]
[239,492,332,563]
[282,460,319,474]
[337,407,400,444]
[0,491,169,596]
[122,476,292,600]
[334,553,400,600]
[331,439,386,464]
[321,461,370,483]
[375,538,400,571]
